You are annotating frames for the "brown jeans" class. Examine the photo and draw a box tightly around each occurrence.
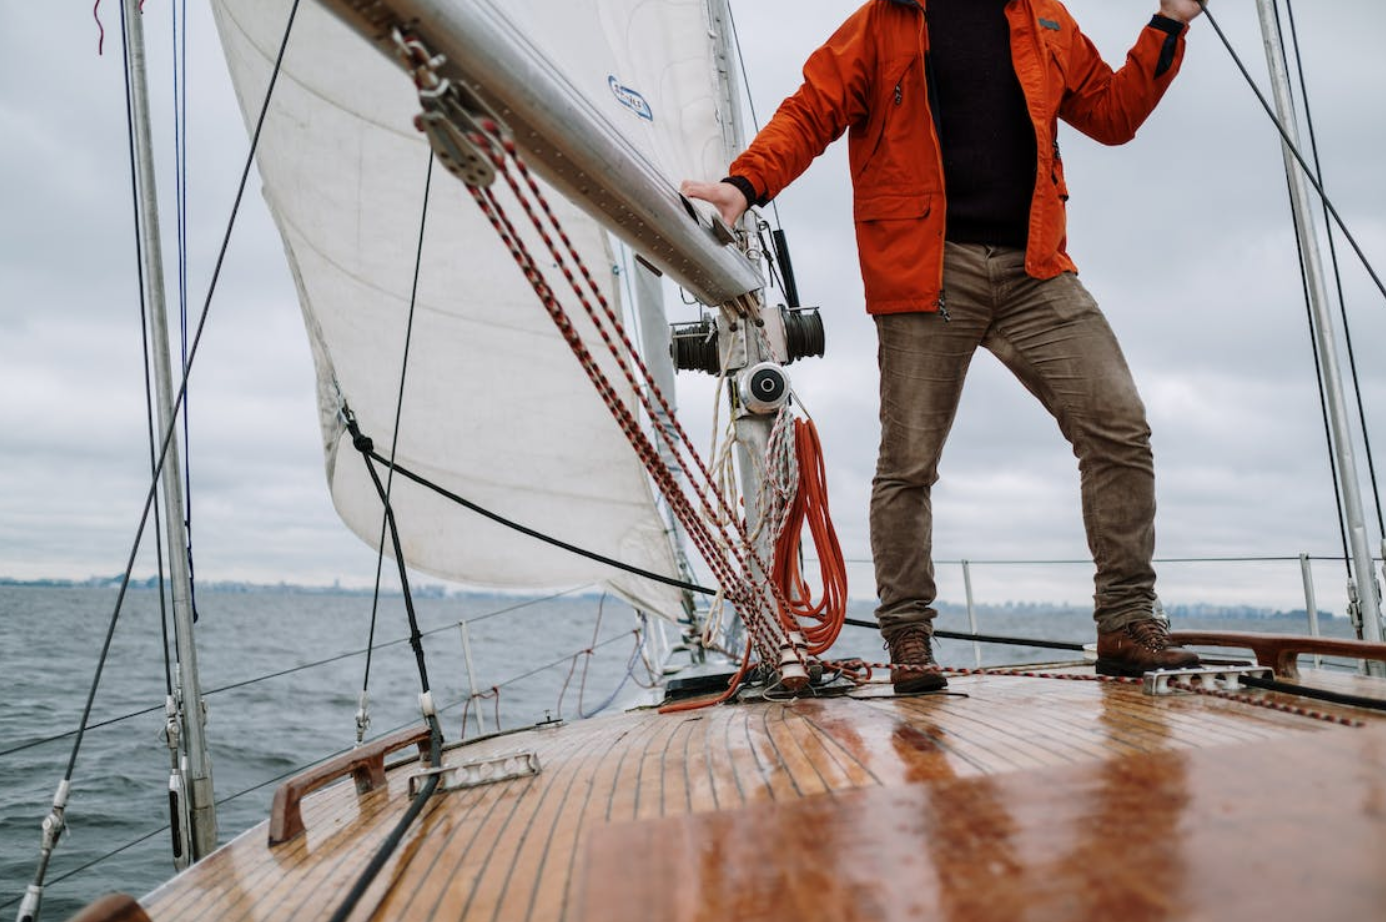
[872,242,1156,638]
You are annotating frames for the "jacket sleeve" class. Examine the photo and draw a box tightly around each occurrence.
[1058,15,1187,145]
[728,4,877,204]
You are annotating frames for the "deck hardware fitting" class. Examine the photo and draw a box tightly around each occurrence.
[408,750,542,795]
[1143,666,1273,696]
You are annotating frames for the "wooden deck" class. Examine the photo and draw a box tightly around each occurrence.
[130,670,1386,922]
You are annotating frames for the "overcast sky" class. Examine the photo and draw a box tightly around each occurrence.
[2,1,1384,615]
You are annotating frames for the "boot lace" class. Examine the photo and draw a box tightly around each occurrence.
[1125,618,1173,653]
[887,627,936,666]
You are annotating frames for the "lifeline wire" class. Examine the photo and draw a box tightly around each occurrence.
[0,587,595,761]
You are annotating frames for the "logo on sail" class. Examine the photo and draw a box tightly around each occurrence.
[608,76,654,121]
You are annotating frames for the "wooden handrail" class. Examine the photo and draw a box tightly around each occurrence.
[268,724,433,845]
[1170,630,1386,680]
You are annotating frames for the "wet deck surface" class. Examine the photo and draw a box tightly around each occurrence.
[137,670,1386,922]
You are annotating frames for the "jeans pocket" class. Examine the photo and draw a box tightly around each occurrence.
[1035,271,1099,322]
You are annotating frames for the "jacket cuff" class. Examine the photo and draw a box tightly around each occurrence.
[1148,14,1186,36]
[722,175,766,209]
[1148,15,1185,78]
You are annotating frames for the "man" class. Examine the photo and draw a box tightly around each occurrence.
[683,0,1204,691]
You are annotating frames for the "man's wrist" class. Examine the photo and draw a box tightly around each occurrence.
[1149,13,1186,33]
[721,175,761,209]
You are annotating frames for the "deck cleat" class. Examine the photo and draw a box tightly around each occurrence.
[1141,665,1273,696]
[409,750,542,795]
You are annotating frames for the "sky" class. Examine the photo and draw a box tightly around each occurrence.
[2,1,1384,616]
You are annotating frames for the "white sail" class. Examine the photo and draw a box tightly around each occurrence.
[208,0,731,617]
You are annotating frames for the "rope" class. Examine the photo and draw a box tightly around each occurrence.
[460,687,502,739]
[478,125,794,647]
[772,417,848,654]
[456,120,800,671]
[1238,672,1386,715]
[1169,678,1363,727]
[331,418,447,922]
[843,615,1087,652]
[359,442,712,596]
[658,638,756,713]
[358,150,438,745]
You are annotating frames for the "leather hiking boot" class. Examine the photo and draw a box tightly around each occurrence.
[1096,618,1201,677]
[885,626,947,694]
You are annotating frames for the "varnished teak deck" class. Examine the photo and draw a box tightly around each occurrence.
[136,672,1386,922]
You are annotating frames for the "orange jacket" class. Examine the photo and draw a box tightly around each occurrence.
[728,0,1188,314]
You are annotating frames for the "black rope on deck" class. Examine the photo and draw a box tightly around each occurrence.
[845,616,1085,652]
[329,413,447,922]
[1238,673,1386,714]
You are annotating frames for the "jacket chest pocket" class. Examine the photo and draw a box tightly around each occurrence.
[1038,32,1070,104]
[855,57,921,180]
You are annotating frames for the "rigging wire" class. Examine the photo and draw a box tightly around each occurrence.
[1276,99,1352,575]
[172,0,201,628]
[120,4,174,702]
[723,1,782,229]
[54,0,304,781]
[1277,0,1385,535]
[1195,1,1386,305]
[14,4,306,914]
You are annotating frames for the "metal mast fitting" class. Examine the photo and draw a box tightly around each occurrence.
[1254,0,1385,669]
[319,0,763,307]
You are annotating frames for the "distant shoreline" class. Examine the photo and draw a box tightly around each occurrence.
[0,577,1339,620]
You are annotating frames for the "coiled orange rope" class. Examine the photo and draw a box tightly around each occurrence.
[773,417,847,655]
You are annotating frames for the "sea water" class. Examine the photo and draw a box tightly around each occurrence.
[0,584,1353,919]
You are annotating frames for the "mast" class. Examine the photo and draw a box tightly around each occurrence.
[123,0,219,853]
[1254,0,1386,667]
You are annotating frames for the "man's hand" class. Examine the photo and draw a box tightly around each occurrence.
[680,179,749,228]
[1159,0,1204,23]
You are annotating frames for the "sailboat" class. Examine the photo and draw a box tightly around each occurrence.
[10,0,1386,920]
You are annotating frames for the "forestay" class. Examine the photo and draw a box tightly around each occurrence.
[210,0,733,617]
